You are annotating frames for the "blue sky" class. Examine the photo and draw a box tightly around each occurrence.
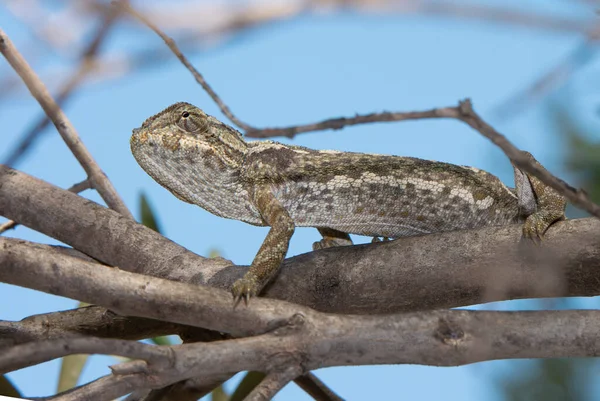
[1,1,599,399]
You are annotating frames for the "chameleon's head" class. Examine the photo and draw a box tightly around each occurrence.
[132,102,246,149]
[131,102,248,169]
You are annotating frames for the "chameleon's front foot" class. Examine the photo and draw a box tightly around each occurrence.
[231,273,260,306]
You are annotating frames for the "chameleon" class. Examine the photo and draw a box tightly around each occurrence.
[130,102,566,303]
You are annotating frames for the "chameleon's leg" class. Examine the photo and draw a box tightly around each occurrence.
[313,227,353,250]
[232,187,295,304]
[513,152,567,241]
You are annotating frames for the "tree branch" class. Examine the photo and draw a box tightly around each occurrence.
[8,309,600,401]
[3,5,122,168]
[293,373,344,401]
[115,1,255,132]
[0,305,188,349]
[244,367,302,401]
[0,337,170,374]
[1,166,600,316]
[0,28,132,218]
[0,178,90,234]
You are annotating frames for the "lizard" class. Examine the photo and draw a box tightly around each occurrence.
[130,102,567,304]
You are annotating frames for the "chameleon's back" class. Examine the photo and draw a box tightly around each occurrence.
[243,142,522,238]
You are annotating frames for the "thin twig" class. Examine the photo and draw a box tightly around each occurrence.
[294,373,345,401]
[4,4,122,167]
[245,106,460,138]
[244,367,302,401]
[0,337,170,374]
[115,1,255,131]
[51,374,139,401]
[452,99,600,219]
[0,28,133,219]
[0,178,91,234]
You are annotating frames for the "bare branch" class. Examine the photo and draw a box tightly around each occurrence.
[244,106,462,138]
[49,374,142,401]
[452,99,600,219]
[0,178,90,234]
[110,2,599,219]
[1,166,600,315]
[116,1,255,132]
[293,373,344,401]
[245,367,302,401]
[14,309,600,400]
[0,305,189,348]
[0,337,169,374]
[0,28,132,218]
[0,236,297,337]
[3,5,122,167]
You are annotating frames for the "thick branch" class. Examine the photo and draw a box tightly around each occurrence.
[0,178,90,234]
[0,237,299,337]
[0,28,132,218]
[1,166,600,317]
[8,309,600,401]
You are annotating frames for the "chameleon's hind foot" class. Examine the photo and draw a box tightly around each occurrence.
[522,211,565,245]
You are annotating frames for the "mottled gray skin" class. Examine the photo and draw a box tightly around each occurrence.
[131,102,566,303]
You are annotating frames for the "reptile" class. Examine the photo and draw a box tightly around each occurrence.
[130,102,566,303]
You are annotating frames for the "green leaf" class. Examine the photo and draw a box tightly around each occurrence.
[0,375,21,397]
[207,248,221,258]
[150,336,172,346]
[229,372,266,401]
[139,192,162,233]
[211,384,229,401]
[57,354,88,392]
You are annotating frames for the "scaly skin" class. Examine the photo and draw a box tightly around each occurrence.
[130,102,567,303]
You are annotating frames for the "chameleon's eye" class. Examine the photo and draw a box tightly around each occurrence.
[177,110,207,133]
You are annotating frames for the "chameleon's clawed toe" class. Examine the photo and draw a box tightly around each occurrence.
[231,275,259,307]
